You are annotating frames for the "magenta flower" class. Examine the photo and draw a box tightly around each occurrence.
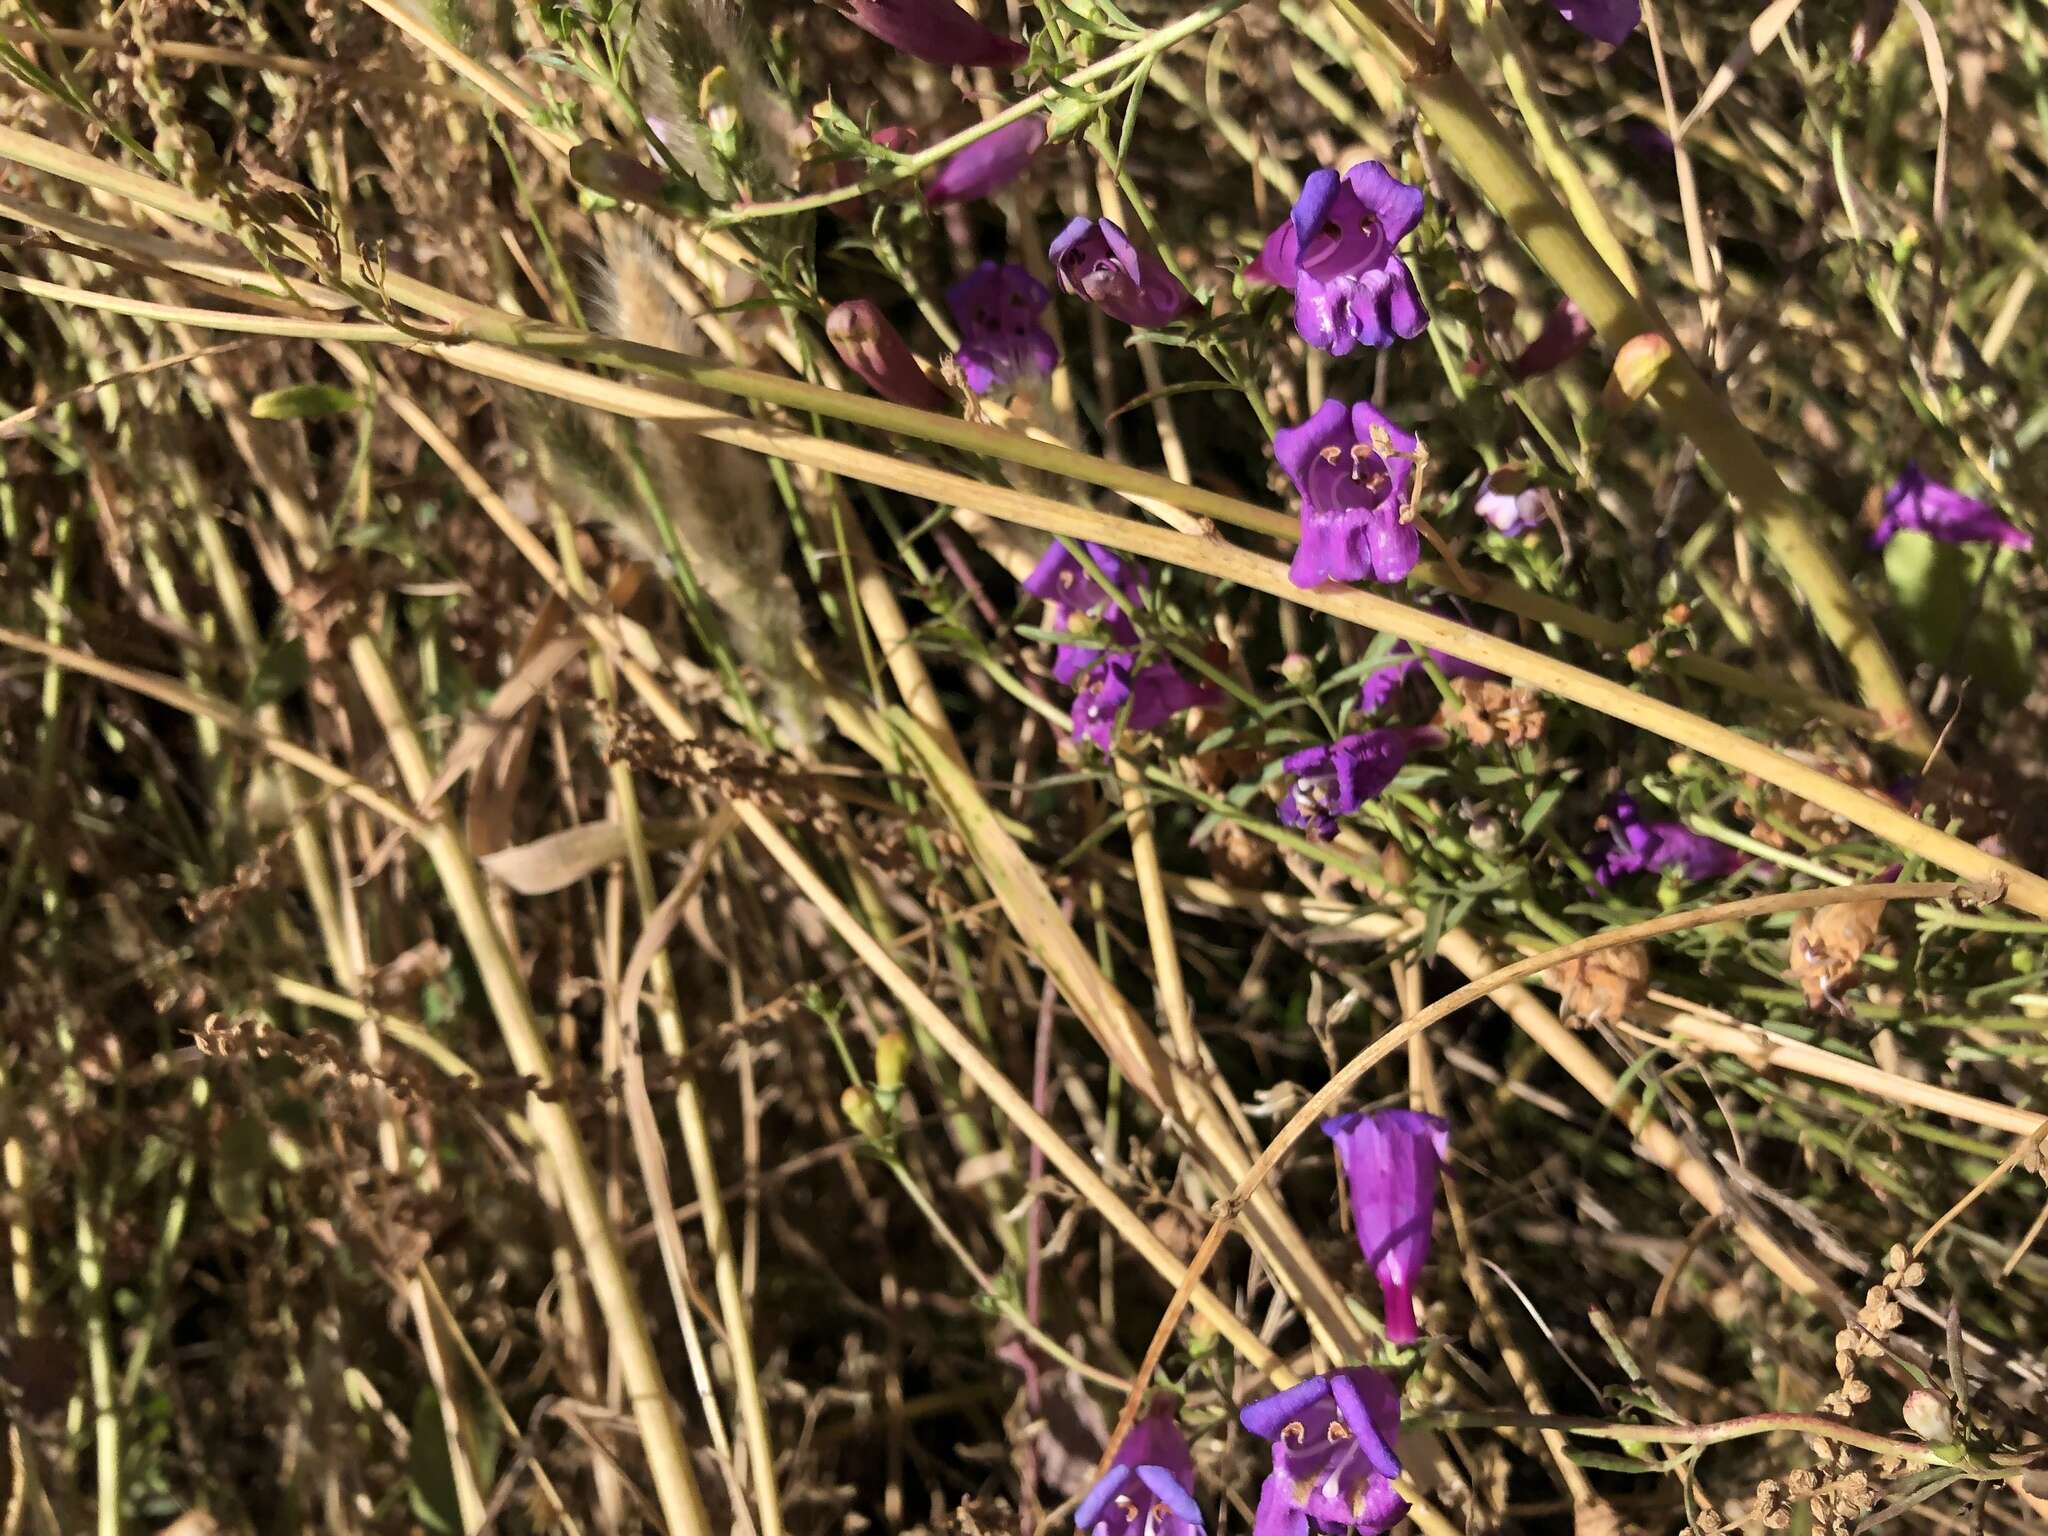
[1359,641,1496,714]
[1075,1401,1204,1536]
[1240,1369,1408,1536]
[1873,464,2031,550]
[1593,795,1747,887]
[1548,0,1640,44]
[924,116,1046,206]
[1473,473,1548,536]
[1506,298,1593,379]
[945,262,1058,396]
[1322,1109,1450,1344]
[1022,539,1146,684]
[1249,163,1428,356]
[1277,729,1438,840]
[1048,217,1192,328]
[1274,398,1421,588]
[1071,654,1218,750]
[833,0,1028,68]
[826,300,952,411]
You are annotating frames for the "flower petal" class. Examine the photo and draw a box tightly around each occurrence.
[840,0,1031,67]
[1343,161,1425,244]
[1273,399,1353,491]
[1240,1376,1333,1442]
[1290,167,1343,254]
[923,115,1046,206]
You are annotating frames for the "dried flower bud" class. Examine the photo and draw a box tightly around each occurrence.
[570,142,672,206]
[1902,1388,1954,1442]
[1552,943,1650,1028]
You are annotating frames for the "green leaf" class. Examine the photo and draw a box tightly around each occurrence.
[408,1388,461,1536]
[249,383,362,421]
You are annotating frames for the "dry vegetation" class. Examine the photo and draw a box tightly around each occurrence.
[3,0,2048,1532]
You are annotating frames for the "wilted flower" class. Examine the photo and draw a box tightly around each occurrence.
[1322,1109,1450,1343]
[1240,1369,1408,1536]
[1548,0,1640,44]
[1048,216,1192,328]
[1274,398,1421,588]
[1473,472,1549,536]
[924,116,1046,206]
[945,262,1058,396]
[1593,795,1746,886]
[1075,1401,1204,1536]
[1277,729,1438,840]
[1249,162,1428,356]
[1506,298,1594,378]
[1873,464,2031,550]
[1621,120,1675,161]
[826,300,952,411]
[1552,943,1650,1028]
[1022,539,1146,683]
[834,0,1028,68]
[1071,654,1219,750]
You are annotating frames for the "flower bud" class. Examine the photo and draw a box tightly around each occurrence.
[840,1086,886,1140]
[874,1030,910,1094]
[1903,1389,1954,1443]
[826,300,952,411]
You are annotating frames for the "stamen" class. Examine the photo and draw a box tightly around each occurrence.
[1282,1420,1306,1445]
[1326,1419,1352,1443]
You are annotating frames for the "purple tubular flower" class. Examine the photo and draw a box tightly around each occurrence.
[1322,1109,1451,1344]
[1240,1369,1408,1536]
[1548,0,1641,44]
[1048,217,1192,328]
[1277,729,1438,840]
[835,0,1029,68]
[945,262,1058,396]
[1872,464,2031,550]
[1507,298,1594,379]
[1359,642,1496,714]
[825,300,953,411]
[924,115,1046,206]
[1474,473,1548,536]
[1022,540,1146,684]
[1274,398,1421,588]
[1071,655,1219,751]
[1593,795,1747,886]
[1249,163,1429,356]
[1075,1402,1204,1536]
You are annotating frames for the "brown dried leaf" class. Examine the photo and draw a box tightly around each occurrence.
[1552,943,1651,1028]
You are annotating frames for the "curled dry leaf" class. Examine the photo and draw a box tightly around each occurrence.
[1551,942,1651,1028]
[1788,896,1887,1010]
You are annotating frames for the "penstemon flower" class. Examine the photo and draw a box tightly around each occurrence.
[1592,795,1747,886]
[1273,399,1422,588]
[1873,464,2031,551]
[1473,472,1550,537]
[1070,654,1218,751]
[1240,1369,1408,1536]
[1075,1401,1204,1536]
[945,262,1058,396]
[1322,1109,1451,1344]
[1021,539,1146,684]
[1249,163,1429,356]
[1277,729,1439,841]
[1048,217,1192,328]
